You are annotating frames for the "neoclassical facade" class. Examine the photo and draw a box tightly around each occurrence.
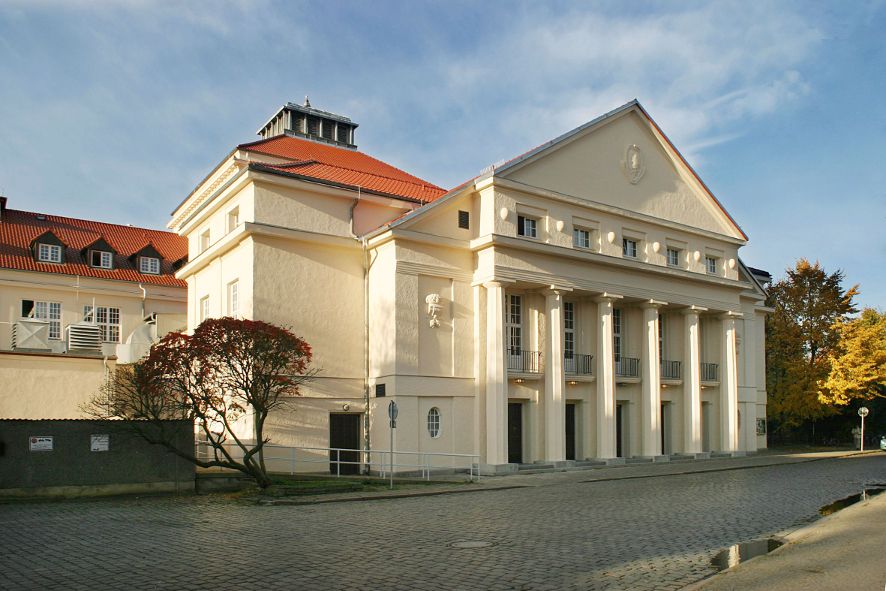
[169,99,769,473]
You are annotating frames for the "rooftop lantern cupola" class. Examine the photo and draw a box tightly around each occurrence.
[257,97,358,149]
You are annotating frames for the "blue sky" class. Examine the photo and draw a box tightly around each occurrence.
[1,1,884,308]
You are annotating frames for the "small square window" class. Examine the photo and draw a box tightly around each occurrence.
[517,215,537,238]
[706,256,718,275]
[227,207,240,233]
[199,230,211,253]
[199,296,210,323]
[227,280,239,317]
[573,228,591,249]
[667,248,680,267]
[457,210,470,230]
[140,257,160,275]
[623,238,638,258]
[38,243,62,263]
[90,250,113,269]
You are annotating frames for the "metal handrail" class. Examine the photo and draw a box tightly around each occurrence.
[661,359,682,380]
[615,357,640,377]
[565,353,594,375]
[507,349,542,373]
[701,362,719,382]
[195,441,480,482]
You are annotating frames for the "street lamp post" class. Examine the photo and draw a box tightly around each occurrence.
[858,407,869,451]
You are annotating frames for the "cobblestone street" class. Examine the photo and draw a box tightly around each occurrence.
[2,454,885,591]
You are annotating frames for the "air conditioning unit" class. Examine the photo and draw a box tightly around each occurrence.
[66,322,102,352]
[12,318,51,350]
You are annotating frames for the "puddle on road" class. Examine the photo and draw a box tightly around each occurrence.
[711,538,783,570]
[819,486,886,516]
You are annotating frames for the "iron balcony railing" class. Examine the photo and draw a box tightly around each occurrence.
[701,362,720,382]
[507,349,542,373]
[615,357,640,377]
[661,359,682,380]
[565,353,594,375]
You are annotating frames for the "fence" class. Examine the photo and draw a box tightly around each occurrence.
[196,441,480,482]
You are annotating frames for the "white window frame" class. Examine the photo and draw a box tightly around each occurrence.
[199,296,210,323]
[517,215,538,239]
[227,279,239,317]
[427,407,441,438]
[622,238,638,259]
[140,256,160,275]
[38,243,62,263]
[666,247,680,267]
[83,305,122,343]
[506,294,523,367]
[706,256,718,275]
[564,301,575,373]
[659,312,666,361]
[90,250,113,269]
[199,230,211,253]
[25,300,62,340]
[226,207,240,233]
[613,308,623,362]
[573,227,591,249]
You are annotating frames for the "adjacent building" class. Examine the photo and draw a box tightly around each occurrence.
[0,198,187,418]
[169,99,769,473]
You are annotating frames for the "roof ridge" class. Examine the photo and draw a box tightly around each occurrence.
[276,159,443,191]
[7,208,178,237]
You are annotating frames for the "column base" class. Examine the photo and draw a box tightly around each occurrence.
[534,460,572,469]
[636,455,671,463]
[478,463,519,476]
[673,452,711,460]
[591,457,626,466]
[711,451,747,458]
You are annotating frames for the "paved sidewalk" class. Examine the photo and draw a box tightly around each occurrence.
[694,484,886,590]
[260,449,879,505]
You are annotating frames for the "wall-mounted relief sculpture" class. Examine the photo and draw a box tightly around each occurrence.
[622,144,646,185]
[425,293,443,328]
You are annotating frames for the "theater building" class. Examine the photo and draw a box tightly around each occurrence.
[169,99,769,473]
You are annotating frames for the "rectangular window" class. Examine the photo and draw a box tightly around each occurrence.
[83,305,121,343]
[667,248,680,267]
[517,215,537,239]
[564,301,575,369]
[227,207,240,233]
[706,256,718,275]
[613,308,622,362]
[659,313,666,361]
[506,295,522,355]
[199,230,211,253]
[622,238,638,258]
[573,228,590,249]
[38,243,62,263]
[139,257,160,274]
[90,250,113,269]
[23,300,62,340]
[227,280,239,317]
[200,296,210,323]
[457,210,470,229]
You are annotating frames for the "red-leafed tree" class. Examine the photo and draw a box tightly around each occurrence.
[86,317,314,488]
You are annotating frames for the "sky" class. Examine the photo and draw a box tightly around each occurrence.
[1,0,884,308]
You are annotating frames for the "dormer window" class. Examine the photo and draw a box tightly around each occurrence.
[90,250,114,269]
[38,243,62,263]
[140,257,160,275]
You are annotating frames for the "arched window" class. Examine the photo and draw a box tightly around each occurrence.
[427,407,441,438]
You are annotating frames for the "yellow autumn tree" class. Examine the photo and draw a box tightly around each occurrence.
[819,308,886,405]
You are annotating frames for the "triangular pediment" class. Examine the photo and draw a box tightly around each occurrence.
[499,104,746,240]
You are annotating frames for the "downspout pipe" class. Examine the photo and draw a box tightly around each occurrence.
[139,283,147,319]
[350,186,372,474]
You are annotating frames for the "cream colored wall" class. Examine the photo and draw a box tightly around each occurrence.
[187,183,255,257]
[187,236,254,325]
[0,269,186,351]
[0,352,115,418]
[503,109,744,241]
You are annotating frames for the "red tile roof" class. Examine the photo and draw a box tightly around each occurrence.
[239,135,446,203]
[0,208,188,287]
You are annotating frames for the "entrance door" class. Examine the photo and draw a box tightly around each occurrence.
[616,403,624,458]
[329,413,361,474]
[661,402,672,455]
[507,402,523,464]
[565,403,576,461]
[702,402,712,453]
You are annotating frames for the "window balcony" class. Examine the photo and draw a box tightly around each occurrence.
[615,357,640,378]
[507,349,542,374]
[565,353,594,375]
[701,362,719,382]
[660,359,682,380]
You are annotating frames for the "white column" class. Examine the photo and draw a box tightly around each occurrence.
[595,294,620,459]
[640,301,665,457]
[682,306,705,453]
[544,289,566,462]
[484,282,507,465]
[720,313,740,452]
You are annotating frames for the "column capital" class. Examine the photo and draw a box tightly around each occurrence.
[681,305,708,316]
[720,310,743,320]
[639,299,668,309]
[593,292,623,304]
[541,284,573,298]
